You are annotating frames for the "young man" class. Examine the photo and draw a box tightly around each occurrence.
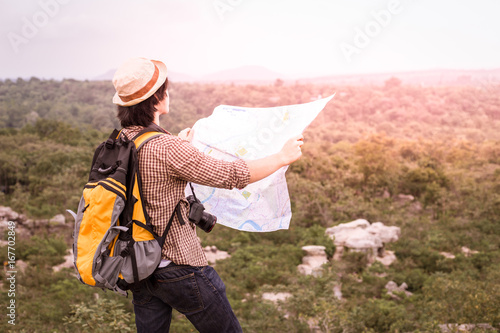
[112,57,303,332]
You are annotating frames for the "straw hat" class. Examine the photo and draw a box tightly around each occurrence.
[112,57,168,107]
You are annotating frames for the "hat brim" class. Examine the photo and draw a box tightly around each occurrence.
[112,60,168,107]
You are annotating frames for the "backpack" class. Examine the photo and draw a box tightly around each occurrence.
[68,126,182,295]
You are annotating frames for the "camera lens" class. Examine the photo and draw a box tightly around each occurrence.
[199,213,217,233]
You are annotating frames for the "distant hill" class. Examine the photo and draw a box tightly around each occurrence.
[90,66,500,87]
[296,68,500,86]
[92,65,287,84]
[200,65,287,83]
[92,69,197,83]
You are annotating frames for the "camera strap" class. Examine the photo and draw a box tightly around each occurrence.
[158,201,185,246]
[188,182,198,202]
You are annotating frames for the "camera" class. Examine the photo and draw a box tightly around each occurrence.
[186,184,217,233]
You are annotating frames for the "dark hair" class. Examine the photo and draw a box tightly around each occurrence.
[117,79,168,127]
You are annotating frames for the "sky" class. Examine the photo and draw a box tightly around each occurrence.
[1,0,500,80]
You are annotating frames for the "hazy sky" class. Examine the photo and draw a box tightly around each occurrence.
[1,0,500,80]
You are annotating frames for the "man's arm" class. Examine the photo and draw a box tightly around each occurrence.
[246,134,304,183]
[178,128,304,185]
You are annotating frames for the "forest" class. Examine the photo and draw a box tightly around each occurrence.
[0,77,499,332]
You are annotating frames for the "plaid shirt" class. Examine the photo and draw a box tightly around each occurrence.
[123,126,250,267]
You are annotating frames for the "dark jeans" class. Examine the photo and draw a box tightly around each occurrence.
[132,263,243,333]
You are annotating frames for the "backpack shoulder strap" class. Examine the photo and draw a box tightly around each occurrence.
[133,131,164,151]
[131,125,167,151]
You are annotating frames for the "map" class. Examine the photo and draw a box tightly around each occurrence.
[186,94,335,232]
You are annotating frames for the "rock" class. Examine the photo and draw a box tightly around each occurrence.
[385,281,412,299]
[367,222,400,244]
[53,249,74,272]
[301,245,328,257]
[395,194,422,212]
[0,207,72,243]
[13,260,28,273]
[333,284,342,300]
[439,247,479,259]
[326,219,400,265]
[0,221,13,235]
[376,250,397,266]
[461,246,479,257]
[326,219,370,232]
[344,228,383,249]
[50,214,65,225]
[396,194,414,202]
[325,219,370,246]
[440,252,456,259]
[409,201,423,212]
[262,292,293,320]
[297,245,328,276]
[261,292,292,304]
[439,323,497,332]
[332,245,344,261]
[344,230,381,263]
[2,260,28,273]
[203,245,230,264]
[0,206,20,222]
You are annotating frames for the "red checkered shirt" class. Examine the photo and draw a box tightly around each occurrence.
[123,126,250,266]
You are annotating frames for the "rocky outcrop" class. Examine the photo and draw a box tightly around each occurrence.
[439,323,497,332]
[0,206,71,242]
[325,219,400,265]
[0,206,22,222]
[297,245,329,276]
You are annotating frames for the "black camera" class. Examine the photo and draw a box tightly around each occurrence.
[186,184,217,233]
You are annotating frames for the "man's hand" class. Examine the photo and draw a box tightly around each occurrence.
[246,133,304,184]
[277,134,304,166]
[178,127,194,142]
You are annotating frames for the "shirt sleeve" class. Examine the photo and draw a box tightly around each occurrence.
[158,135,250,189]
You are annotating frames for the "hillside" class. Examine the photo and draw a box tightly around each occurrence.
[1,76,499,140]
[87,66,500,86]
[0,78,499,332]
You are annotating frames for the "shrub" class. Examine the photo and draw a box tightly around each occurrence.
[64,298,135,332]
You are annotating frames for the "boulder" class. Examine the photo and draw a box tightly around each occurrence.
[440,252,456,259]
[344,228,383,249]
[333,284,343,300]
[326,219,400,265]
[439,323,497,332]
[15,260,28,273]
[375,250,397,266]
[203,245,230,264]
[297,245,328,276]
[461,246,479,257]
[396,194,414,202]
[262,292,292,304]
[50,214,65,225]
[0,206,20,222]
[53,249,74,272]
[385,281,412,299]
[326,219,369,234]
[367,222,400,243]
